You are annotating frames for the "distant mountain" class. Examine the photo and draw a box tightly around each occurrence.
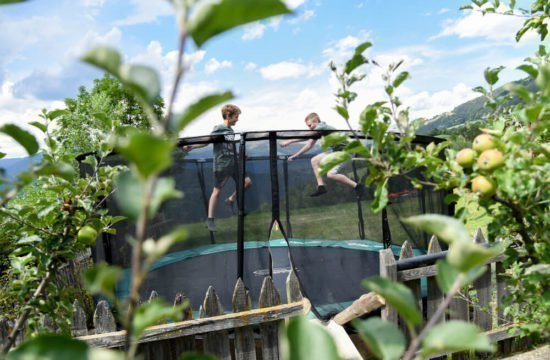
[418,77,537,135]
[0,154,42,181]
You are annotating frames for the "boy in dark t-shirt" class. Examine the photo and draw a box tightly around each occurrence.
[184,104,252,231]
[280,112,364,197]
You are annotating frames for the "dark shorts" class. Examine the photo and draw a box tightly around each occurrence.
[214,165,248,189]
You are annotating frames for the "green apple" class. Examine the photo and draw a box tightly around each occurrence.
[477,149,504,171]
[472,134,497,153]
[471,175,497,197]
[456,148,476,168]
[77,226,98,246]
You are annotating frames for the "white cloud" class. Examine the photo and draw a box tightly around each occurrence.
[288,9,315,24]
[323,32,372,64]
[242,22,267,40]
[259,61,324,80]
[438,8,450,14]
[0,81,64,158]
[244,62,257,71]
[204,58,233,74]
[432,10,525,41]
[81,0,106,7]
[66,27,123,59]
[113,0,173,26]
[283,0,307,10]
[405,83,477,119]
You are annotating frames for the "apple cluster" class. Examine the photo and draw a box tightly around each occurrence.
[455,133,504,197]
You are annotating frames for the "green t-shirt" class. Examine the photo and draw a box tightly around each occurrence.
[211,124,236,172]
[315,121,346,151]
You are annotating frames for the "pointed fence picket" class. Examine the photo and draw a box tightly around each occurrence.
[377,228,518,358]
[67,271,307,360]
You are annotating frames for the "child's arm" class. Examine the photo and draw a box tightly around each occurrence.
[288,139,316,161]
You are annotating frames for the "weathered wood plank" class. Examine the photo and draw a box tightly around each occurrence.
[473,229,492,331]
[142,290,166,360]
[427,236,443,324]
[167,292,195,358]
[71,299,88,337]
[379,248,398,324]
[78,299,308,348]
[397,254,506,282]
[332,292,385,325]
[201,286,231,360]
[259,276,282,360]
[93,300,116,334]
[286,270,302,303]
[232,278,256,360]
[399,241,421,337]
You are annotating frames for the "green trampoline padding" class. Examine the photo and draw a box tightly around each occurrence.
[116,239,423,300]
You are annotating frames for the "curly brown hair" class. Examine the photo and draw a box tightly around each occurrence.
[221,104,241,120]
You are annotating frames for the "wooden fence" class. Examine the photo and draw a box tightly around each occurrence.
[71,271,307,359]
[379,229,519,357]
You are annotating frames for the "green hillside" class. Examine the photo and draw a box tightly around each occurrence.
[418,77,536,135]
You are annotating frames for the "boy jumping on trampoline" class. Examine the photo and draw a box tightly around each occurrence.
[183,104,252,231]
[279,112,364,197]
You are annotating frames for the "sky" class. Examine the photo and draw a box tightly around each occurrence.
[0,0,541,158]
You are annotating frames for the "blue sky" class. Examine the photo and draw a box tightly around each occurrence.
[0,0,540,157]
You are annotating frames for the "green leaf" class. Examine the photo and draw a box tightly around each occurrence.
[422,321,494,356]
[353,318,405,360]
[436,260,486,293]
[144,226,188,265]
[320,132,348,151]
[189,0,291,47]
[29,121,47,133]
[116,132,174,178]
[371,180,388,213]
[133,299,184,338]
[46,109,69,120]
[6,335,90,360]
[354,41,372,56]
[318,151,352,175]
[344,54,368,75]
[402,214,469,244]
[448,241,505,272]
[82,263,122,300]
[516,64,538,78]
[0,124,39,155]
[363,277,422,326]
[119,64,161,103]
[484,66,505,86]
[392,71,410,88]
[335,105,349,120]
[149,177,183,219]
[178,354,216,360]
[0,151,5,159]
[81,46,122,76]
[0,0,31,4]
[173,91,234,132]
[114,170,144,221]
[93,112,113,129]
[280,316,340,360]
[36,161,76,181]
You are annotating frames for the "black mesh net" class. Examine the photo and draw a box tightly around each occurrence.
[93,131,450,318]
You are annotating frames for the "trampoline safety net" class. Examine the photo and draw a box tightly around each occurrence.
[91,130,451,319]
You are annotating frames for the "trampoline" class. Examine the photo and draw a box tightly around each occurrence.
[91,130,450,319]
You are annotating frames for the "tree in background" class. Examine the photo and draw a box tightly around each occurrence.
[53,74,165,155]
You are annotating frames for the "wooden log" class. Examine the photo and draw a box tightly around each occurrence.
[259,276,282,360]
[427,236,443,324]
[232,278,256,360]
[286,270,303,303]
[472,229,492,331]
[379,248,398,324]
[93,300,116,333]
[201,286,231,360]
[332,292,385,325]
[399,241,421,338]
[71,299,88,337]
[77,299,309,348]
